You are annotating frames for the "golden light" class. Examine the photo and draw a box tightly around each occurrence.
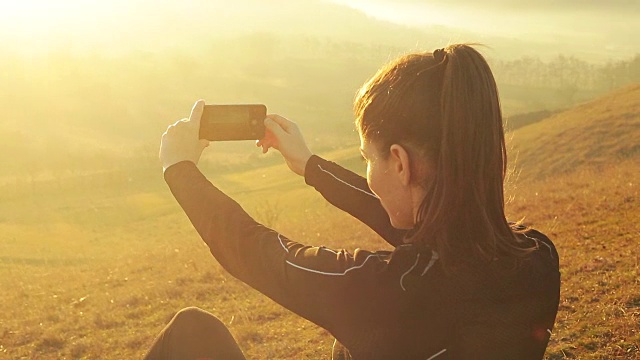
[329,0,459,30]
[0,0,142,52]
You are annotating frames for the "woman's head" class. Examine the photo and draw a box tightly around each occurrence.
[355,44,526,268]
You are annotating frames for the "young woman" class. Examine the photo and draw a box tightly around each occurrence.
[150,44,560,360]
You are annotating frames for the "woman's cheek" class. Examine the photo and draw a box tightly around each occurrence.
[366,163,376,194]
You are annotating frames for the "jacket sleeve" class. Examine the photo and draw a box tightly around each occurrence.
[164,161,393,332]
[304,155,406,247]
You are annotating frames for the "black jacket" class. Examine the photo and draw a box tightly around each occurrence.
[164,155,560,360]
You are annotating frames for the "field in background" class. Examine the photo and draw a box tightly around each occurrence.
[0,146,391,359]
[1,78,639,359]
[1,142,638,359]
[508,161,640,358]
[2,0,639,357]
[2,36,637,184]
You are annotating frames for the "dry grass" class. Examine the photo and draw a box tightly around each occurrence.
[1,85,639,359]
[504,83,640,358]
[2,158,638,359]
[507,161,640,359]
[0,162,387,359]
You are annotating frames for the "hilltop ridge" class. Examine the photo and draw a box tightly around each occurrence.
[509,84,640,182]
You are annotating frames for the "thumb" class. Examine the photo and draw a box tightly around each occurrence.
[189,99,205,129]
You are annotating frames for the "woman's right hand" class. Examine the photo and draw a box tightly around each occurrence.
[257,114,313,177]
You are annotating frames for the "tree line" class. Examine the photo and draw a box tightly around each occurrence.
[492,54,639,93]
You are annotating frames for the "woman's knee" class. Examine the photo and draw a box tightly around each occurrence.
[170,306,225,333]
[152,307,245,360]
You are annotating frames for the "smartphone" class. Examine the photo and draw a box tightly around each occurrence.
[199,104,267,141]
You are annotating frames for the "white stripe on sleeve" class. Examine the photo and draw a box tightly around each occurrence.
[421,250,440,276]
[317,164,378,198]
[285,253,380,276]
[426,348,447,360]
[400,253,421,291]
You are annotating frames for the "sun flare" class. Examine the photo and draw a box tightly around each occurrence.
[0,0,146,52]
[329,0,458,29]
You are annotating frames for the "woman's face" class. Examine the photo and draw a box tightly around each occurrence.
[360,136,416,230]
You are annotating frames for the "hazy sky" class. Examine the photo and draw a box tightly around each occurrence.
[0,0,637,58]
[331,0,639,38]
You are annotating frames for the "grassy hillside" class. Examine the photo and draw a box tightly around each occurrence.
[506,160,640,359]
[509,83,640,182]
[1,85,638,358]
[504,84,640,358]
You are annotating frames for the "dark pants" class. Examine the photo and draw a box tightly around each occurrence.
[145,306,351,360]
[144,307,246,360]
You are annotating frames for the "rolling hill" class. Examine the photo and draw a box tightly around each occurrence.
[502,84,640,359]
[1,80,638,359]
[509,83,640,182]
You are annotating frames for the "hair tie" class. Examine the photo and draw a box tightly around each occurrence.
[433,48,446,62]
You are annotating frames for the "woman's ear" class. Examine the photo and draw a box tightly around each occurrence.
[389,144,412,186]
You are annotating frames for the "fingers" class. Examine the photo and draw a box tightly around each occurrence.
[264,117,287,137]
[257,132,278,154]
[189,99,205,129]
[256,139,268,148]
[266,114,297,133]
[256,139,269,154]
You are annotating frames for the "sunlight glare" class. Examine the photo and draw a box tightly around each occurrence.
[0,0,152,53]
[329,0,457,29]
[0,0,114,34]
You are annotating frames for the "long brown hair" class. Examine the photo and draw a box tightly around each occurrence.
[355,44,531,270]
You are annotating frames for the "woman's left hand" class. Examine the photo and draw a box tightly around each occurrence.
[257,114,313,176]
[159,100,210,172]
